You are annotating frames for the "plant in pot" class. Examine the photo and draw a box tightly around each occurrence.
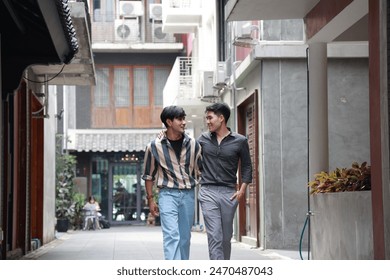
[307,161,372,259]
[308,161,371,194]
[55,153,77,232]
[69,192,86,230]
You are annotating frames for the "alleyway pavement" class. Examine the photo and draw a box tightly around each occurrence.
[21,225,305,260]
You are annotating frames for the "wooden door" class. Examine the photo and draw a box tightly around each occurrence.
[237,91,259,245]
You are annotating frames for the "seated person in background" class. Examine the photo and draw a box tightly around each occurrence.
[83,196,101,230]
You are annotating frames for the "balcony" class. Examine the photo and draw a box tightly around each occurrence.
[164,57,197,106]
[162,0,202,33]
[164,56,219,134]
[164,56,223,104]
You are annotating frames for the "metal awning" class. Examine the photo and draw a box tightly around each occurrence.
[66,129,163,152]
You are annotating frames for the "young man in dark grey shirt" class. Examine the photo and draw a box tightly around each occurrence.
[198,102,252,260]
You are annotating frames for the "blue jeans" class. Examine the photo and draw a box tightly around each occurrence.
[158,188,195,260]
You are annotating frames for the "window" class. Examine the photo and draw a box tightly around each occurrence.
[154,68,169,106]
[94,68,109,107]
[92,65,169,128]
[133,68,149,106]
[114,68,130,107]
[93,0,115,22]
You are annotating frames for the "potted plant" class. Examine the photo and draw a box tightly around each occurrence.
[308,161,371,194]
[55,153,77,232]
[307,161,373,259]
[69,192,86,230]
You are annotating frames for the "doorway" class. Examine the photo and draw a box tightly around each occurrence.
[108,162,147,225]
[237,91,259,246]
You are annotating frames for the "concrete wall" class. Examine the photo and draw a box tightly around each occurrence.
[311,191,373,259]
[234,57,370,251]
[94,52,179,65]
[43,85,58,244]
[261,59,308,250]
[75,86,91,129]
[328,58,370,169]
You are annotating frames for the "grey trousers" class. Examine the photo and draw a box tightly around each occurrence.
[198,185,239,260]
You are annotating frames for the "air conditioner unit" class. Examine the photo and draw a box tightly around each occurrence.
[233,21,259,48]
[119,1,143,18]
[215,61,227,87]
[115,19,140,41]
[200,71,218,98]
[152,23,175,43]
[149,3,162,20]
[235,21,253,39]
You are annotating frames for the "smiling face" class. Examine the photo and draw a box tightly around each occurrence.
[167,116,186,134]
[205,111,224,133]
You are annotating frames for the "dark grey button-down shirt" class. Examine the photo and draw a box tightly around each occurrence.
[197,129,252,188]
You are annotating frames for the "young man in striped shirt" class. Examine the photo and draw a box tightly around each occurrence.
[142,106,202,260]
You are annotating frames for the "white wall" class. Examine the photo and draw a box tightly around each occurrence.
[42,85,58,244]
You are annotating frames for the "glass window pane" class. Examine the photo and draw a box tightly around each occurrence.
[134,68,149,106]
[154,68,169,106]
[94,68,109,107]
[105,0,114,22]
[114,68,130,107]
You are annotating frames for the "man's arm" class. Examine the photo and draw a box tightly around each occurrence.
[195,140,202,179]
[145,180,159,217]
[231,138,252,201]
[230,182,248,201]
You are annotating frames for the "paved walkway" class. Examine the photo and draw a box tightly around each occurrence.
[22,225,305,260]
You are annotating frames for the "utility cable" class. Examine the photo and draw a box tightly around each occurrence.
[24,64,66,84]
[299,47,312,260]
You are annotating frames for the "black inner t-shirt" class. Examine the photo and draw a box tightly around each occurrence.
[169,137,183,161]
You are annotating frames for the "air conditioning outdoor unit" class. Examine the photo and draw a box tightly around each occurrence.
[152,23,175,43]
[215,61,228,87]
[114,19,140,41]
[233,21,259,48]
[200,71,218,98]
[119,1,144,18]
[235,21,253,39]
[149,3,162,20]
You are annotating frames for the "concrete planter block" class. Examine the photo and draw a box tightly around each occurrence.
[310,191,373,259]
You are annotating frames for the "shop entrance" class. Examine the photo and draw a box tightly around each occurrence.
[108,162,148,224]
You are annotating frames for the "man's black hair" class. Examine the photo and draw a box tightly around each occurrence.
[205,102,231,123]
[160,106,186,128]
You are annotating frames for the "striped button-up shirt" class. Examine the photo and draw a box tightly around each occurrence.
[142,132,202,189]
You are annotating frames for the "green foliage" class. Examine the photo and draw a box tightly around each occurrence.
[55,149,77,219]
[55,135,77,220]
[308,162,371,195]
[69,192,86,229]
